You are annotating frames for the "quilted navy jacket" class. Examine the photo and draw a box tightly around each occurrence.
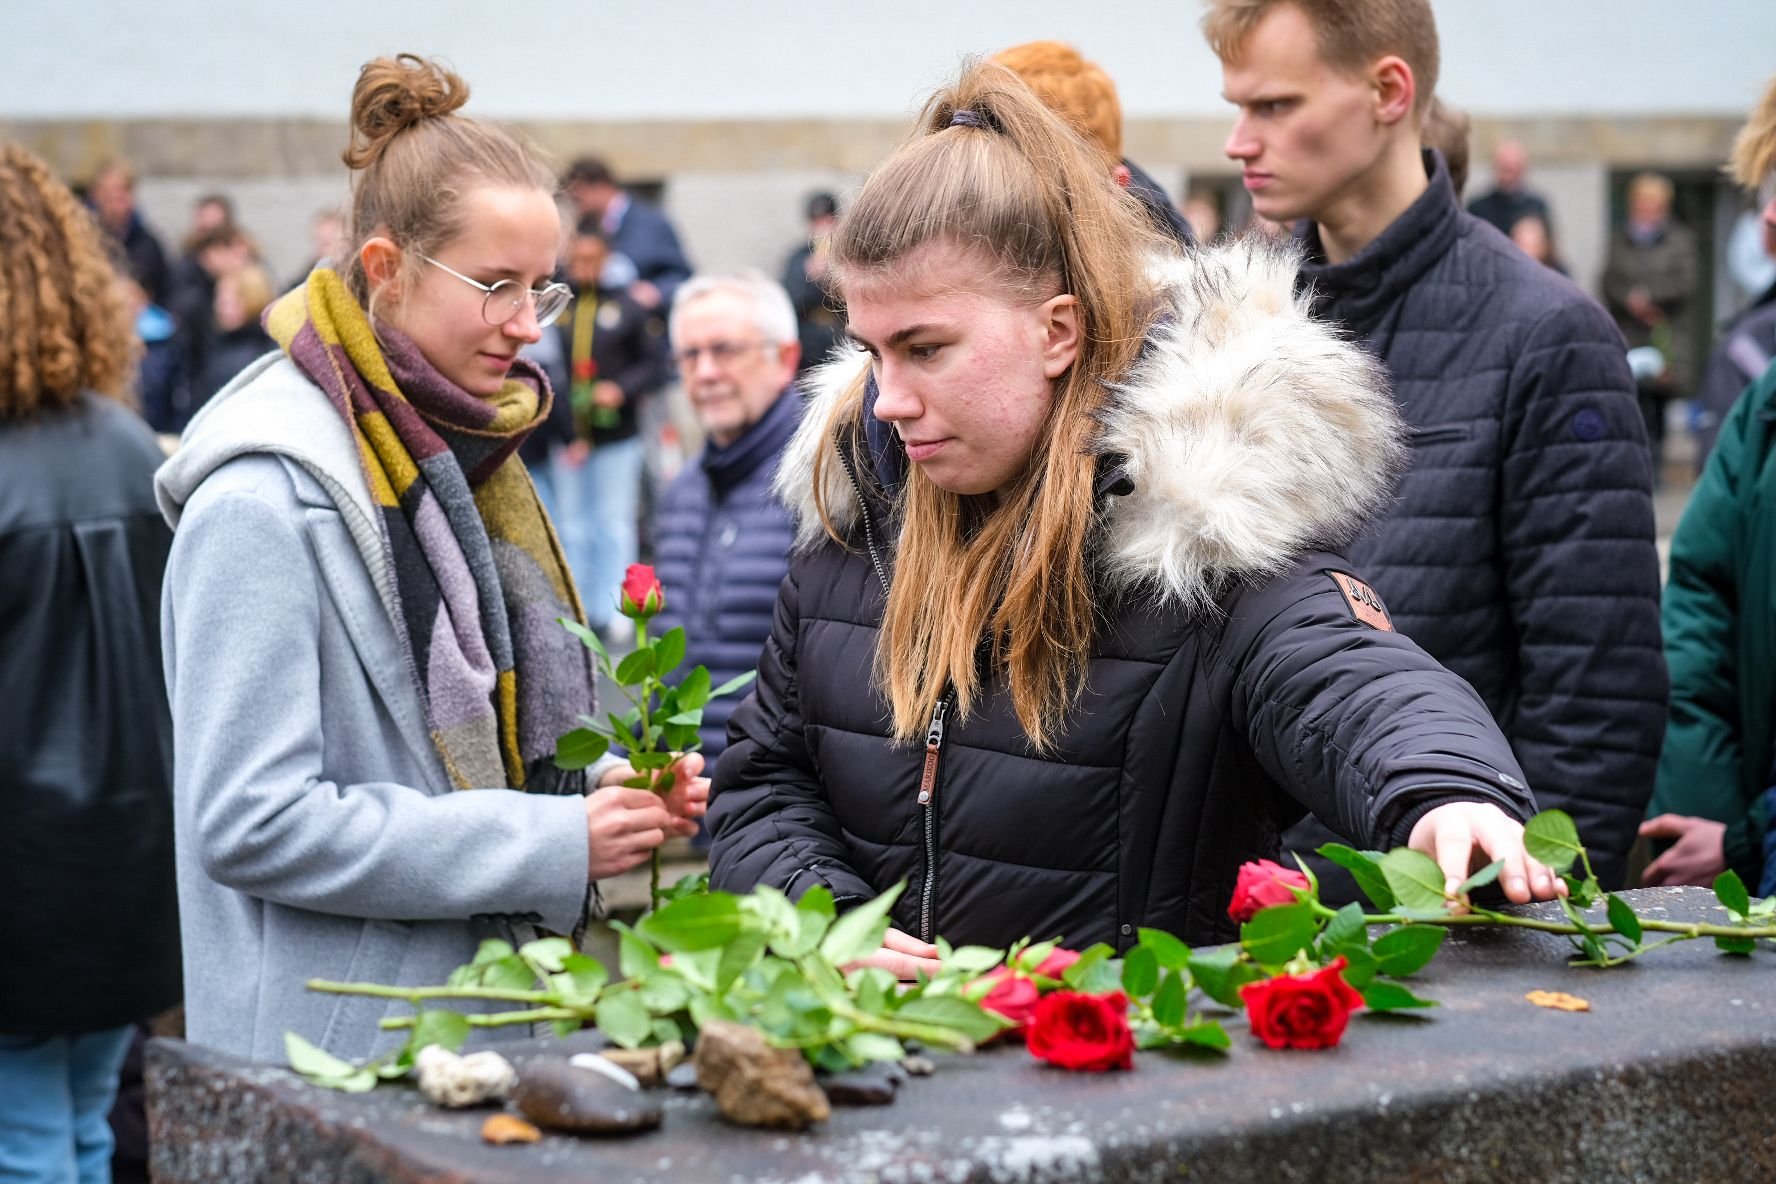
[652,387,803,757]
[1286,151,1666,890]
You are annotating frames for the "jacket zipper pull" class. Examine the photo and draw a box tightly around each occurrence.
[917,698,948,806]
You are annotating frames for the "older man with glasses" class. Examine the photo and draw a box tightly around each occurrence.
[652,272,805,840]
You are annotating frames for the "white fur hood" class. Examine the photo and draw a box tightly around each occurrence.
[775,238,1406,612]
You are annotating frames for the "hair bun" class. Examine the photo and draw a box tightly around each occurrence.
[343,54,470,170]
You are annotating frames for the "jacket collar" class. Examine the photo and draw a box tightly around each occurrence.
[776,239,1406,614]
[1296,149,1461,338]
[701,384,803,497]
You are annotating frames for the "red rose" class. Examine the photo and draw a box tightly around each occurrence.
[1238,957,1366,1050]
[978,969,1042,1032]
[619,564,664,620]
[1227,859,1311,923]
[1026,991,1134,1072]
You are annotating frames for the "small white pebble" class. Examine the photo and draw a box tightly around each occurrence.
[568,1053,641,1091]
[415,1046,515,1108]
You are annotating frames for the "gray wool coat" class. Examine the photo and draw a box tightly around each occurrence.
[156,354,601,1064]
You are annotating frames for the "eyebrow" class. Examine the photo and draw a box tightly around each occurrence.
[849,322,943,350]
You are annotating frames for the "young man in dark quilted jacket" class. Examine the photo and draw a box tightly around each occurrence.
[1207,0,1665,893]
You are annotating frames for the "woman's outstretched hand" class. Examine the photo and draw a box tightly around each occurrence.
[844,927,943,982]
[1409,801,1565,906]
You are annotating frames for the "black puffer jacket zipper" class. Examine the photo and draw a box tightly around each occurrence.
[837,445,951,943]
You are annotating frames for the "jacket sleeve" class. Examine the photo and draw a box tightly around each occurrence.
[1221,558,1536,850]
[1497,297,1667,888]
[706,559,876,904]
[164,468,593,933]
[1653,375,1765,882]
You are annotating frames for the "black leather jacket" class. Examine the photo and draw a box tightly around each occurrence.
[0,394,181,1034]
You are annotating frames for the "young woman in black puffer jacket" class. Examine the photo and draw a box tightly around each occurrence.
[706,62,1559,978]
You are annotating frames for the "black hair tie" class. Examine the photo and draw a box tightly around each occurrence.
[949,109,988,129]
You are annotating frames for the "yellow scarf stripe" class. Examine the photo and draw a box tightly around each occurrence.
[496,670,524,789]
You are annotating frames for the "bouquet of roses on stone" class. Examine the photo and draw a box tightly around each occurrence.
[286,809,1776,1136]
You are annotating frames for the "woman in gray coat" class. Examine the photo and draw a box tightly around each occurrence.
[156,55,707,1064]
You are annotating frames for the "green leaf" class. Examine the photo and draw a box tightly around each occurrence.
[1152,970,1188,1028]
[1320,902,1368,954]
[1371,926,1445,978]
[819,883,906,966]
[1338,946,1379,989]
[615,925,659,980]
[710,670,758,699]
[1319,844,1398,912]
[1186,946,1253,1008]
[409,1009,471,1055]
[677,666,713,711]
[637,893,744,953]
[844,1032,906,1064]
[479,954,538,993]
[551,954,609,1005]
[558,617,609,662]
[655,627,687,676]
[664,708,704,727]
[471,939,515,966]
[1456,859,1505,898]
[1715,935,1757,955]
[638,974,691,1013]
[553,727,610,771]
[518,937,575,975]
[1558,896,1599,934]
[1380,849,1450,914]
[664,872,711,903]
[851,967,896,1015]
[1605,894,1643,944]
[1360,981,1438,1011]
[1239,902,1318,966]
[595,991,653,1049]
[286,1031,359,1081]
[1564,873,1601,909]
[1122,945,1160,998]
[945,946,1008,978]
[651,1017,685,1045]
[670,949,722,992]
[1137,928,1191,971]
[1175,1021,1232,1051]
[1061,943,1123,994]
[893,995,1005,1045]
[798,885,836,919]
[1715,870,1752,920]
[1522,809,1584,873]
[714,929,769,994]
[663,723,702,753]
[615,647,657,685]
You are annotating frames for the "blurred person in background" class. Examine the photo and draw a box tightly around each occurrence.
[519,217,670,637]
[1467,138,1552,237]
[992,40,1195,247]
[122,275,191,436]
[1209,0,1663,896]
[1604,171,1699,471]
[563,156,692,311]
[87,159,170,305]
[191,263,276,412]
[1179,191,1222,243]
[782,191,845,375]
[169,192,236,317]
[652,272,802,805]
[0,141,180,1184]
[1641,73,1776,891]
[291,208,348,288]
[1509,213,1567,275]
[169,225,261,412]
[1423,97,1470,197]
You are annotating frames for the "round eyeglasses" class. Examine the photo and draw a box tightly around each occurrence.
[422,255,573,327]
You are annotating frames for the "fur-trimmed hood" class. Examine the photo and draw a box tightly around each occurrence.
[775,238,1406,611]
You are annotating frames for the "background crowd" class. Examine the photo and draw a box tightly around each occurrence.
[6,3,1776,1181]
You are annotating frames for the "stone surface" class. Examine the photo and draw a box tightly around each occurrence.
[665,1061,701,1091]
[509,1060,663,1136]
[148,888,1776,1183]
[414,1047,515,1109]
[693,1019,831,1131]
[818,1062,899,1106]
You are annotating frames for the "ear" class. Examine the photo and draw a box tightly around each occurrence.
[776,339,802,377]
[360,235,403,297]
[1371,55,1416,128]
[1038,294,1082,380]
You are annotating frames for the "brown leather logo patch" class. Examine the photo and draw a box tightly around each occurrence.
[1330,572,1394,632]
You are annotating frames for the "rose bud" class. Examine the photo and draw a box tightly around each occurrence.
[1227,859,1311,923]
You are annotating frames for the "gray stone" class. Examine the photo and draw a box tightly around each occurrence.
[665,1061,700,1091]
[818,1062,898,1106]
[509,1060,662,1136]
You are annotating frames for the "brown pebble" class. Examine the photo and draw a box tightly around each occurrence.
[481,1114,541,1145]
[693,1020,831,1130]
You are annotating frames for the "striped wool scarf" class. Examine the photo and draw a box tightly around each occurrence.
[265,268,593,793]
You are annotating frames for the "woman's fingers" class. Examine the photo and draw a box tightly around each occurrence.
[846,947,944,982]
[881,927,940,959]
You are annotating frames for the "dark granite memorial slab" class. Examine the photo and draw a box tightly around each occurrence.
[147,886,1776,1183]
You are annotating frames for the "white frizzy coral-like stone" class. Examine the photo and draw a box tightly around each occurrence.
[415,1045,517,1108]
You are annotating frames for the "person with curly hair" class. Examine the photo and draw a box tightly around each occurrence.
[154,54,709,1065]
[0,141,180,1184]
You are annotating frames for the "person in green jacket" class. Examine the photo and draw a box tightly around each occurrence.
[1640,72,1776,889]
